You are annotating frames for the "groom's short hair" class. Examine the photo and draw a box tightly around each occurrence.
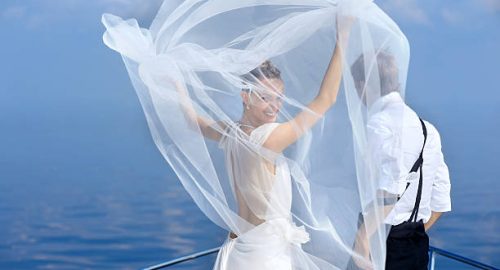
[351,51,400,97]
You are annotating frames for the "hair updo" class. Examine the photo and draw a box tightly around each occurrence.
[252,60,281,80]
[242,60,282,91]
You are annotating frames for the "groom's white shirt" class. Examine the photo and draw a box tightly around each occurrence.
[367,92,451,225]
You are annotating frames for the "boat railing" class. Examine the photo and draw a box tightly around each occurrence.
[143,247,220,270]
[428,246,497,270]
[143,246,498,270]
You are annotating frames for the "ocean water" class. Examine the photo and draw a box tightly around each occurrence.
[0,79,498,269]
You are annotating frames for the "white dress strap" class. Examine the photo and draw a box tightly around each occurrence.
[249,123,280,146]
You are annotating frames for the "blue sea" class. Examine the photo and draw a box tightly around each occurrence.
[0,2,499,269]
[0,97,498,270]
[1,60,498,269]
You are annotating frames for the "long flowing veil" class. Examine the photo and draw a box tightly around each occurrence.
[102,0,409,269]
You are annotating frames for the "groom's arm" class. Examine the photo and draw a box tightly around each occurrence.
[424,211,443,231]
[426,126,451,230]
[352,114,404,269]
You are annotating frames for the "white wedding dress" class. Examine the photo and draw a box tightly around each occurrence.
[214,122,309,270]
[102,1,413,269]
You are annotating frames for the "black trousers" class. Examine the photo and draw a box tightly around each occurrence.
[386,220,429,270]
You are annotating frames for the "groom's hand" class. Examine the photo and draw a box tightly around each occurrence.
[353,226,374,270]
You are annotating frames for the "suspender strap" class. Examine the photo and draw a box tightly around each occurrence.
[407,118,427,223]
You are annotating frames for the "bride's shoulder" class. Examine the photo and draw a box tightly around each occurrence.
[255,122,280,132]
[250,122,281,144]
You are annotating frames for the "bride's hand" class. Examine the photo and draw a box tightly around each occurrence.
[336,15,356,44]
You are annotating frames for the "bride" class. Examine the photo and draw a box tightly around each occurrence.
[194,27,350,269]
[102,0,411,269]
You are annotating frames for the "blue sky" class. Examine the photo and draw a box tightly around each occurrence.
[1,0,498,170]
[1,0,498,107]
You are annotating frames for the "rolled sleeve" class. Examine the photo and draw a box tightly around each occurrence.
[430,132,452,212]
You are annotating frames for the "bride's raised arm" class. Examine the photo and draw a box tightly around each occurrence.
[264,20,353,153]
[173,80,225,141]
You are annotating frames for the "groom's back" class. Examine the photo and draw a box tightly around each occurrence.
[367,93,452,226]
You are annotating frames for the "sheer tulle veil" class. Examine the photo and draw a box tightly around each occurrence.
[102,0,410,269]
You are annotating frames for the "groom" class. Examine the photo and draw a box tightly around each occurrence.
[351,52,452,270]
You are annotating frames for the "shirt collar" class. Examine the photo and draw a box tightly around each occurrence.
[368,92,404,117]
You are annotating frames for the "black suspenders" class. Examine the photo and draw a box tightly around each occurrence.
[386,119,430,270]
[400,118,428,223]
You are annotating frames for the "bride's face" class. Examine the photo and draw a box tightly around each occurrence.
[241,78,284,126]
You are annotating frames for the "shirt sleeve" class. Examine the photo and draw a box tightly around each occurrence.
[429,128,452,212]
[367,113,406,195]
